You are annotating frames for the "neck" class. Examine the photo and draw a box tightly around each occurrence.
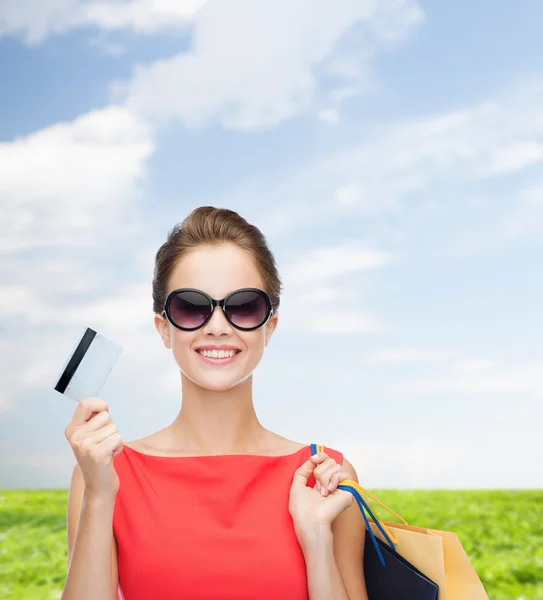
[168,371,268,455]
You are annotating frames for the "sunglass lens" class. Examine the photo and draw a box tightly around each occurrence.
[225,290,269,329]
[169,291,210,329]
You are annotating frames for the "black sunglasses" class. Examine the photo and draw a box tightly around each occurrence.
[162,287,274,331]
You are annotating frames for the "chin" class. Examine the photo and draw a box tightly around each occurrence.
[180,370,246,392]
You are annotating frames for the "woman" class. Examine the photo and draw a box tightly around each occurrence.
[62,206,368,600]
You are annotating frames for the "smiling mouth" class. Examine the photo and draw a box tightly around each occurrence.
[195,350,242,361]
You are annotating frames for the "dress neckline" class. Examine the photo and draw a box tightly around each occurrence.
[122,443,311,460]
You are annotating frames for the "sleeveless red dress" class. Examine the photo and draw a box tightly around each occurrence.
[112,443,343,600]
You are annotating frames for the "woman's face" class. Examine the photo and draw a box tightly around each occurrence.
[154,243,279,391]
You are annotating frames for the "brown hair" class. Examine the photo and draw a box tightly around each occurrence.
[152,206,283,316]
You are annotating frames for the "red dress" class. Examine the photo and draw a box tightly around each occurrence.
[112,443,343,599]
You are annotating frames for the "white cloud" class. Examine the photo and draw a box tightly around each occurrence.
[481,141,543,176]
[0,279,151,329]
[117,0,423,130]
[236,77,543,250]
[306,310,383,334]
[329,85,365,102]
[0,105,154,254]
[82,0,208,33]
[281,240,395,287]
[276,241,394,334]
[502,181,543,238]
[395,359,543,394]
[363,346,459,365]
[335,183,362,206]
[317,108,341,125]
[0,0,207,44]
[450,359,496,374]
[438,178,543,258]
[0,0,423,131]
[88,33,126,56]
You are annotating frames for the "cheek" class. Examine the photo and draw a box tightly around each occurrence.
[239,331,266,354]
[169,331,197,360]
[240,335,267,369]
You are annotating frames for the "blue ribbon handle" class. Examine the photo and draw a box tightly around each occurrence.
[310,443,395,567]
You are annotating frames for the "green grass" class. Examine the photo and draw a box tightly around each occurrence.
[0,490,542,599]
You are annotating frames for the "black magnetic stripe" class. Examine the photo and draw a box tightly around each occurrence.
[54,328,97,393]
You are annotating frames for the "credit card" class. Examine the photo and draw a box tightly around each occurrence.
[54,327,123,402]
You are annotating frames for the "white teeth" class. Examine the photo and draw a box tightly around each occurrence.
[198,349,238,359]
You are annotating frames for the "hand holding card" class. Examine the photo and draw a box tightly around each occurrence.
[64,396,123,499]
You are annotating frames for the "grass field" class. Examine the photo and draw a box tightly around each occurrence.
[0,489,541,599]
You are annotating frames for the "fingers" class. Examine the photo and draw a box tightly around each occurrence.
[293,452,350,496]
[291,457,318,489]
[78,422,119,448]
[312,453,350,496]
[315,464,342,496]
[85,410,112,433]
[97,432,123,456]
[65,398,120,467]
[71,398,109,427]
[309,451,328,465]
[312,455,336,481]
[65,398,112,441]
[311,453,334,495]
[328,469,351,493]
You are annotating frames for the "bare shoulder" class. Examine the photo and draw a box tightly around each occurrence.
[262,432,307,455]
[122,438,148,452]
[123,432,168,454]
[340,456,359,482]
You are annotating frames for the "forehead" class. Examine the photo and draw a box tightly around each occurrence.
[168,243,264,296]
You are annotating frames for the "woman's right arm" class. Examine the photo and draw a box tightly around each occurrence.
[61,464,119,600]
[61,398,123,600]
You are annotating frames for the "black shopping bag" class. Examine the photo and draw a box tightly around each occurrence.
[363,528,439,600]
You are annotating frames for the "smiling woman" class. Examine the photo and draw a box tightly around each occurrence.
[62,206,367,600]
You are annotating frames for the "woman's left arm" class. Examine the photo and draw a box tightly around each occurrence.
[290,454,368,600]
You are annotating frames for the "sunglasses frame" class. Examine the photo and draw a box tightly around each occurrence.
[161,287,274,332]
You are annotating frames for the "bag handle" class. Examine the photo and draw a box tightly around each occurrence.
[310,443,408,567]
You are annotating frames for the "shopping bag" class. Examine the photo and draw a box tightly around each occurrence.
[366,519,489,600]
[363,529,439,599]
[310,444,488,600]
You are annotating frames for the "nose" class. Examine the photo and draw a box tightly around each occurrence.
[201,305,233,336]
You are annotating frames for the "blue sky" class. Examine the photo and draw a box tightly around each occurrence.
[0,0,542,489]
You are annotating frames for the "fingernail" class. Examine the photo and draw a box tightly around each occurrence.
[316,481,321,491]
[328,481,333,491]
[321,486,326,496]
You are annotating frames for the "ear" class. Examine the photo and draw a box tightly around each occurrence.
[265,313,279,346]
[154,313,172,349]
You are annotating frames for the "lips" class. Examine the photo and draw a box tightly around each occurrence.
[195,349,241,366]
[194,346,241,352]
